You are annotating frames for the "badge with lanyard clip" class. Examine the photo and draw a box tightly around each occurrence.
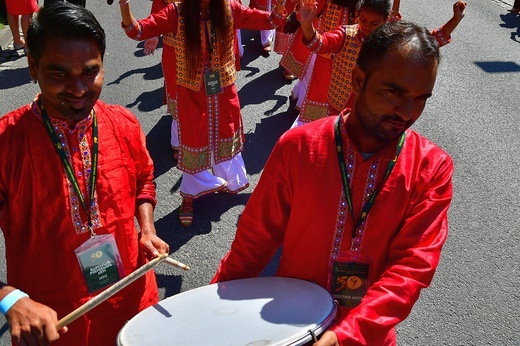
[330,251,371,308]
[204,70,223,95]
[329,115,405,307]
[75,231,125,294]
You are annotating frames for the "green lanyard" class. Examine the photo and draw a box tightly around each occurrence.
[40,104,99,234]
[334,115,405,239]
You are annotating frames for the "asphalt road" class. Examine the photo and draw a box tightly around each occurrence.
[0,0,519,344]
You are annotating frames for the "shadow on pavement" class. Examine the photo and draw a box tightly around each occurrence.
[499,12,520,42]
[474,61,520,73]
[238,67,290,115]
[107,62,163,86]
[156,273,183,298]
[154,192,251,254]
[0,66,32,89]
[244,102,298,175]
[126,86,165,112]
[146,115,176,179]
[240,29,270,67]
[0,323,7,339]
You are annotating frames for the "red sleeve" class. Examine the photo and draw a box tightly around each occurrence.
[306,26,346,54]
[122,3,178,41]
[109,104,157,209]
[331,155,454,345]
[232,0,286,30]
[150,0,167,14]
[134,122,157,209]
[211,136,292,283]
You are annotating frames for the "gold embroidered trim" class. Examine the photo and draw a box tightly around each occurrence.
[171,1,236,92]
[327,25,359,112]
[300,102,329,122]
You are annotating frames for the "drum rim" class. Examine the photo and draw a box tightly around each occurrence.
[118,276,337,346]
[282,301,338,346]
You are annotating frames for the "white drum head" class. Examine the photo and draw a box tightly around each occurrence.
[118,277,336,346]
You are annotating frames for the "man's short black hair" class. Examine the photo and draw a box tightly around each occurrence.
[27,1,105,62]
[357,20,440,75]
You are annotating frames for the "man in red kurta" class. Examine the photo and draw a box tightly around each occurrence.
[0,3,169,345]
[213,21,454,345]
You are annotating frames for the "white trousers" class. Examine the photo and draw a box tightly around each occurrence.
[180,153,249,198]
[291,53,316,109]
[171,118,179,147]
[260,1,275,46]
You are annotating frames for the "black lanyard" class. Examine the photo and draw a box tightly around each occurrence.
[334,115,405,239]
[40,104,99,231]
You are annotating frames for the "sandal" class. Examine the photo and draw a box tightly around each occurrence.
[290,91,298,102]
[216,185,229,194]
[179,197,194,227]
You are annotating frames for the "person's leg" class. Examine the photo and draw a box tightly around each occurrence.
[212,154,249,193]
[511,0,520,11]
[292,53,316,109]
[7,14,24,47]
[179,171,227,226]
[261,29,275,52]
[20,14,32,44]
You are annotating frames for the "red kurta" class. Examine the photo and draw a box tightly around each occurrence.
[4,0,38,15]
[212,113,454,345]
[123,0,284,173]
[0,97,159,345]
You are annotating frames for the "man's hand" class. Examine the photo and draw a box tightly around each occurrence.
[136,202,170,259]
[139,230,170,259]
[7,297,67,345]
[313,330,340,346]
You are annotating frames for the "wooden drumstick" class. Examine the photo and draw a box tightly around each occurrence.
[164,257,190,271]
[56,254,189,330]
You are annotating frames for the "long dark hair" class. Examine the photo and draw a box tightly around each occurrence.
[184,0,231,78]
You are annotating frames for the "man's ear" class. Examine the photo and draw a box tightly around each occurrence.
[27,54,38,82]
[352,65,366,95]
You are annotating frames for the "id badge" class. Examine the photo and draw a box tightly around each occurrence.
[330,252,371,307]
[204,70,223,95]
[75,234,125,293]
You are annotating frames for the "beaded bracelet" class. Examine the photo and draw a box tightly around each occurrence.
[0,289,29,315]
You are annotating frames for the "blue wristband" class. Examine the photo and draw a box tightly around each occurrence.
[0,289,29,315]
